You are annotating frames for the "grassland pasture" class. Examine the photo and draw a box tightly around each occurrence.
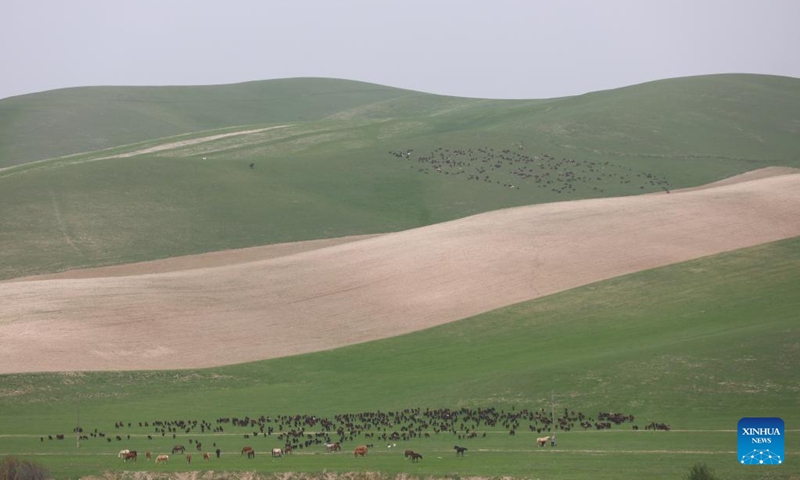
[1,75,799,479]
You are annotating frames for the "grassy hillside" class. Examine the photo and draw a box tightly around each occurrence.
[0,78,441,167]
[2,74,798,169]
[1,74,798,280]
[1,237,798,479]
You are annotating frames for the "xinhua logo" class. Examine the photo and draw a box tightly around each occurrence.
[738,417,784,465]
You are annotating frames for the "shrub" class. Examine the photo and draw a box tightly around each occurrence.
[685,462,717,480]
[0,456,50,480]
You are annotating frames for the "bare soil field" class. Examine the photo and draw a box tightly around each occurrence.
[1,169,799,373]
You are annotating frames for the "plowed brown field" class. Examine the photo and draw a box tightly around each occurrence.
[2,168,799,373]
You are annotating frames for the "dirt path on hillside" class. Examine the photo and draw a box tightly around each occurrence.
[0,125,293,176]
[1,169,799,373]
[93,125,291,160]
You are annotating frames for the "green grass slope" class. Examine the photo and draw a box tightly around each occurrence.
[2,74,798,169]
[0,237,797,479]
[0,78,438,167]
[1,74,798,280]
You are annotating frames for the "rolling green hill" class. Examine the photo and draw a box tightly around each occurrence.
[1,74,798,280]
[0,78,429,167]
[2,74,798,168]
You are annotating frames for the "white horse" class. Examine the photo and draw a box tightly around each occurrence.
[117,449,130,459]
[324,442,340,452]
[536,436,550,447]
[155,454,169,464]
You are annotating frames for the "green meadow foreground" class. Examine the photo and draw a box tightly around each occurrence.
[1,238,798,479]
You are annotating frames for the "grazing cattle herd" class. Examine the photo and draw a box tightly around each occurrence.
[42,406,668,469]
[389,145,673,195]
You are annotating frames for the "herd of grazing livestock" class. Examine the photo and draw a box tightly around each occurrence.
[389,145,672,194]
[41,406,668,466]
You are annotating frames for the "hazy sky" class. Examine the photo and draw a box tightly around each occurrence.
[3,0,799,100]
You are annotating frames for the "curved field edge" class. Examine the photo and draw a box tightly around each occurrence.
[3,172,798,373]
[0,237,798,479]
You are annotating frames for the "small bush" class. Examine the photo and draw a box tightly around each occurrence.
[686,462,717,480]
[0,456,50,480]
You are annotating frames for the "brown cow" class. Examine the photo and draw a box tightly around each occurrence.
[354,445,368,457]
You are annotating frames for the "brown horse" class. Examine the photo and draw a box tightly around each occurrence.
[203,452,211,461]
[354,445,368,457]
[172,445,186,454]
[241,446,253,455]
[123,451,137,462]
[410,452,423,463]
